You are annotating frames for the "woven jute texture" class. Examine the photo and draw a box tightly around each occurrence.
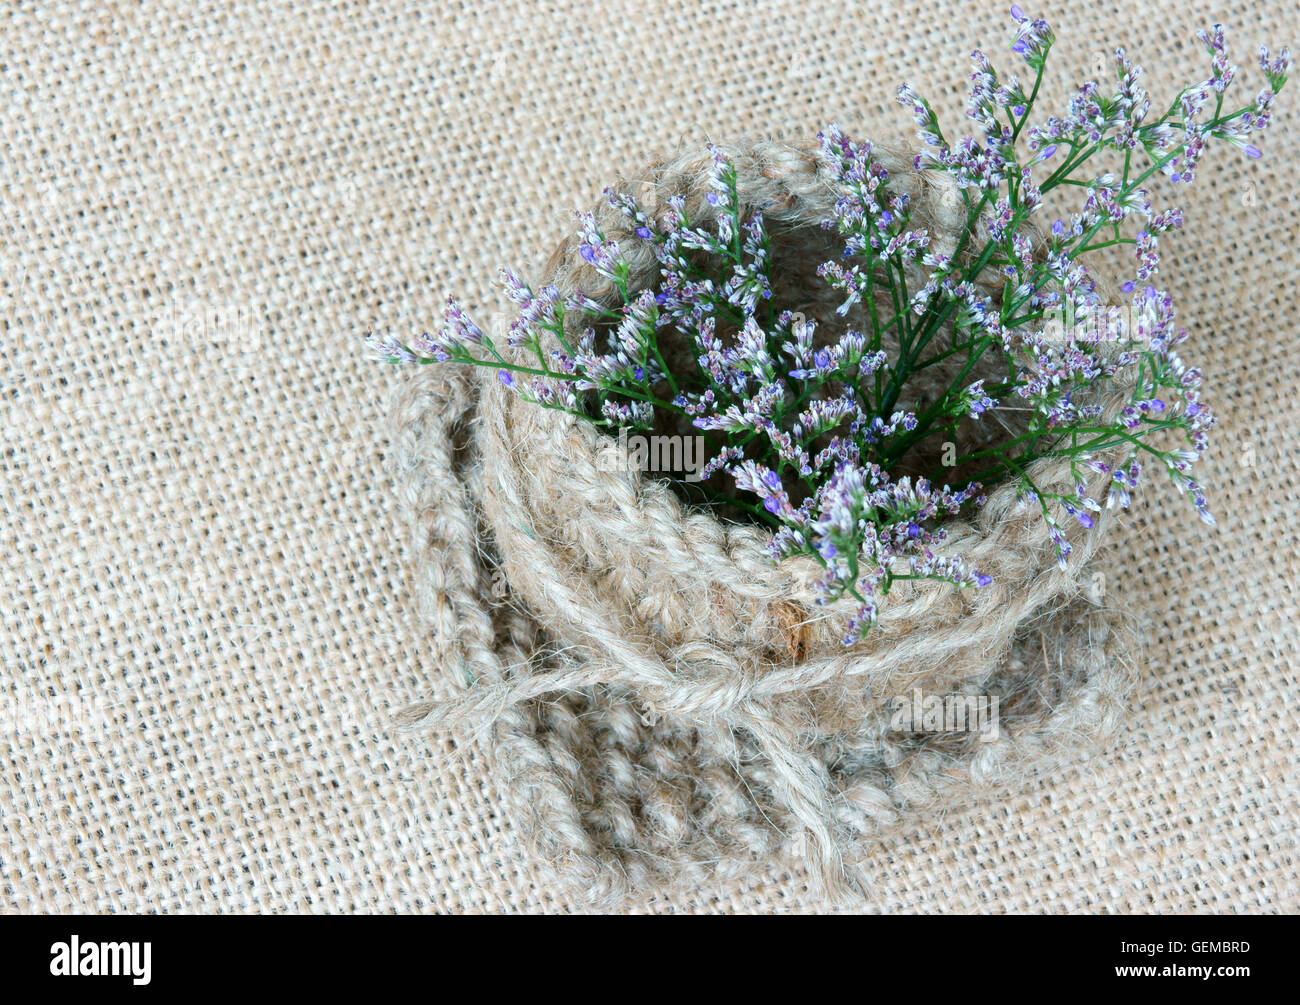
[2,0,1296,913]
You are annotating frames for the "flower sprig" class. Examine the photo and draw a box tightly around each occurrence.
[370,8,1288,644]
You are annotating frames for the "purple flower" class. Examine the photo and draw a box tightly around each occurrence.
[365,331,415,363]
[964,380,998,417]
[442,297,486,345]
[1065,503,1095,529]
[373,16,1257,647]
[1011,13,1053,65]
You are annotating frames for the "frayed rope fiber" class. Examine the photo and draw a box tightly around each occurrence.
[389,140,1142,905]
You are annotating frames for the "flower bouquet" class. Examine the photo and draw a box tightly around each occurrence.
[376,9,1288,901]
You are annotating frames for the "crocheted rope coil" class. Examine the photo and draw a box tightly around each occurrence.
[391,140,1142,905]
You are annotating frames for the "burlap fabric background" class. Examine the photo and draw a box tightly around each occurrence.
[2,0,1296,913]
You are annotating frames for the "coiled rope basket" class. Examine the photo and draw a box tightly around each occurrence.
[391,138,1141,905]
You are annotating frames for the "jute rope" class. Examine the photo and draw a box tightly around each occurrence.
[391,140,1142,905]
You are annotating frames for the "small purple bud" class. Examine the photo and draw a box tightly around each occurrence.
[1012,104,1026,117]
[1010,4,1025,21]
[498,370,515,387]
[1245,144,1263,159]
[1074,510,1095,529]
[635,226,653,239]
[974,573,993,587]
[1037,144,1058,161]
[579,245,596,264]
[1121,281,1136,292]
[1052,219,1064,236]
[907,522,921,539]
[763,496,781,514]
[762,468,782,490]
